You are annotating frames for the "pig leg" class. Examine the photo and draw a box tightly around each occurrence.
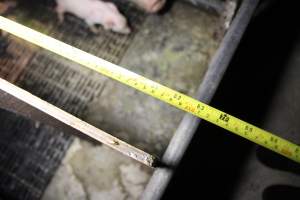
[55,4,65,24]
[88,25,100,34]
[85,19,100,34]
[128,0,166,13]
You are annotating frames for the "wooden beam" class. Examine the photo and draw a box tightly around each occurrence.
[0,77,156,167]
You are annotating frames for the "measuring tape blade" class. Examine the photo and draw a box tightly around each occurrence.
[1,16,299,163]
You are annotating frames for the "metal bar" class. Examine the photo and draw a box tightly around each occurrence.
[141,0,260,199]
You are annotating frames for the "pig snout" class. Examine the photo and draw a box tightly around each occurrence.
[113,18,131,34]
[131,0,166,13]
[116,26,131,34]
[104,18,131,34]
[102,4,131,34]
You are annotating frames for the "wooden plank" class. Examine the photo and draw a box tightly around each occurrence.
[0,77,156,167]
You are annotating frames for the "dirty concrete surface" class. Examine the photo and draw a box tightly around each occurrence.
[0,0,220,199]
[84,2,219,156]
[42,139,152,200]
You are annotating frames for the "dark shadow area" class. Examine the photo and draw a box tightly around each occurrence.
[257,147,300,175]
[263,185,300,200]
[162,1,300,199]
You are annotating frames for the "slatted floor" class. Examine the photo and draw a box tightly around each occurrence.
[0,1,146,199]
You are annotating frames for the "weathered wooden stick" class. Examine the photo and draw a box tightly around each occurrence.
[0,77,156,167]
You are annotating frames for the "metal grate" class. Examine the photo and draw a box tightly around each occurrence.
[0,109,72,200]
[17,52,107,117]
[0,1,147,199]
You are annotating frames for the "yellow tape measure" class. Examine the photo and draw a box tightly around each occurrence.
[1,16,300,163]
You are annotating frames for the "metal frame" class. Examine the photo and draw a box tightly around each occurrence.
[141,0,259,199]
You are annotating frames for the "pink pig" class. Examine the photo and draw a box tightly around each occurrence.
[129,0,166,13]
[55,0,131,34]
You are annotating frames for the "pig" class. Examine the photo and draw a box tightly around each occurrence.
[128,0,166,13]
[55,0,131,34]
